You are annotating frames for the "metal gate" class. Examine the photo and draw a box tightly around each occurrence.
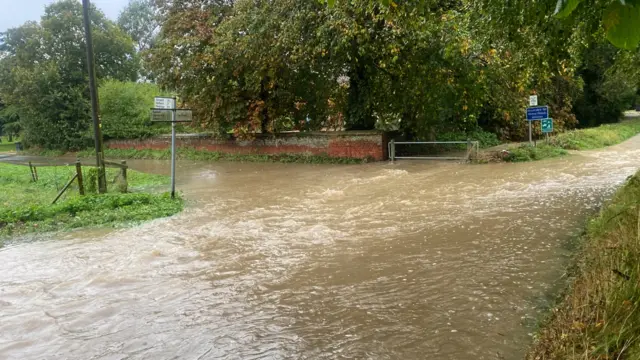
[388,140,479,161]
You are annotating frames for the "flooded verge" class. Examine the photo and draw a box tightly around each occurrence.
[2,136,640,359]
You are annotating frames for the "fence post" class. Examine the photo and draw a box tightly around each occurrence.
[390,139,395,162]
[28,161,36,182]
[76,160,85,196]
[120,160,128,193]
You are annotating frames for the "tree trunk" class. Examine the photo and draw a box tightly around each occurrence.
[260,76,269,133]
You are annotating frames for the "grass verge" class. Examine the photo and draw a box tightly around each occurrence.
[527,171,640,359]
[76,147,370,164]
[0,162,183,243]
[499,118,640,163]
[551,119,640,150]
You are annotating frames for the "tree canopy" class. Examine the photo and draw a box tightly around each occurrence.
[1,0,639,147]
[148,0,639,140]
[0,0,139,150]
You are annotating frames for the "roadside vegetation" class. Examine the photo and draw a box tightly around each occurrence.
[0,162,182,243]
[76,148,369,164]
[527,170,640,359]
[502,117,640,162]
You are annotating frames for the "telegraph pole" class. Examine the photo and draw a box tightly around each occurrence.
[82,0,107,193]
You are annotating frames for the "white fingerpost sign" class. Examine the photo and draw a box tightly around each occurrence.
[149,97,194,199]
[154,96,175,109]
[529,95,538,107]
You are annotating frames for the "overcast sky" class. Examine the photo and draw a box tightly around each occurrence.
[0,0,129,32]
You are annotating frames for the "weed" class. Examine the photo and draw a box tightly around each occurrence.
[527,172,640,359]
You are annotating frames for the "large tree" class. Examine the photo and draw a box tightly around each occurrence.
[0,0,139,150]
[118,0,160,51]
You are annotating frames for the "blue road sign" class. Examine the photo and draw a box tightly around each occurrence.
[526,106,548,121]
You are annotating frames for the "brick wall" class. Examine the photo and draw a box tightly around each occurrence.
[106,131,389,161]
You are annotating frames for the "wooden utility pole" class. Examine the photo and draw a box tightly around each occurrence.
[82,0,107,194]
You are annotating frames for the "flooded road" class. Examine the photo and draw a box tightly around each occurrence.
[2,137,640,360]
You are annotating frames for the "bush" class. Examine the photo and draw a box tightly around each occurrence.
[100,80,172,139]
[504,144,568,162]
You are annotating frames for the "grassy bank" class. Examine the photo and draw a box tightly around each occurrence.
[552,119,640,150]
[501,118,640,162]
[75,147,369,164]
[0,162,182,242]
[527,171,640,359]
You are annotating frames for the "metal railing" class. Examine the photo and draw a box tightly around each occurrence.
[388,140,479,161]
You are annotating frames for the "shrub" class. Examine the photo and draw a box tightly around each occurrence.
[99,80,172,139]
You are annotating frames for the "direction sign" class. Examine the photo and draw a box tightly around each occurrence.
[526,106,548,121]
[154,97,175,109]
[541,118,553,133]
[529,95,538,106]
[175,109,193,122]
[151,109,172,122]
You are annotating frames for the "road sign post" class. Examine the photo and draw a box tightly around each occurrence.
[150,97,193,199]
[526,106,549,146]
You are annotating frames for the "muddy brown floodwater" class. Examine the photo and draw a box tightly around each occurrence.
[2,137,640,360]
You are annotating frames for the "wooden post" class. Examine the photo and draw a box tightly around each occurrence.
[120,160,127,193]
[52,174,78,204]
[33,166,38,181]
[76,161,85,195]
[28,161,36,182]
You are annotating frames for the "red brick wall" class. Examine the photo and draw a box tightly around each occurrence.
[106,131,388,161]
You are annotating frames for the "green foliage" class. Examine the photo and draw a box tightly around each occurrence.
[150,0,638,142]
[603,3,640,50]
[0,0,139,151]
[572,41,640,127]
[85,168,98,194]
[0,162,181,240]
[99,80,171,139]
[118,0,159,51]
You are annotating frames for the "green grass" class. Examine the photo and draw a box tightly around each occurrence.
[76,147,370,164]
[0,162,182,242]
[0,136,20,153]
[552,119,640,150]
[500,119,640,163]
[527,171,640,359]
[504,144,569,162]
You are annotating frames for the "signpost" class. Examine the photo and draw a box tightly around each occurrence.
[150,97,193,199]
[526,105,549,145]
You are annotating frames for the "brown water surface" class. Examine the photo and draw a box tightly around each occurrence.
[2,137,640,359]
